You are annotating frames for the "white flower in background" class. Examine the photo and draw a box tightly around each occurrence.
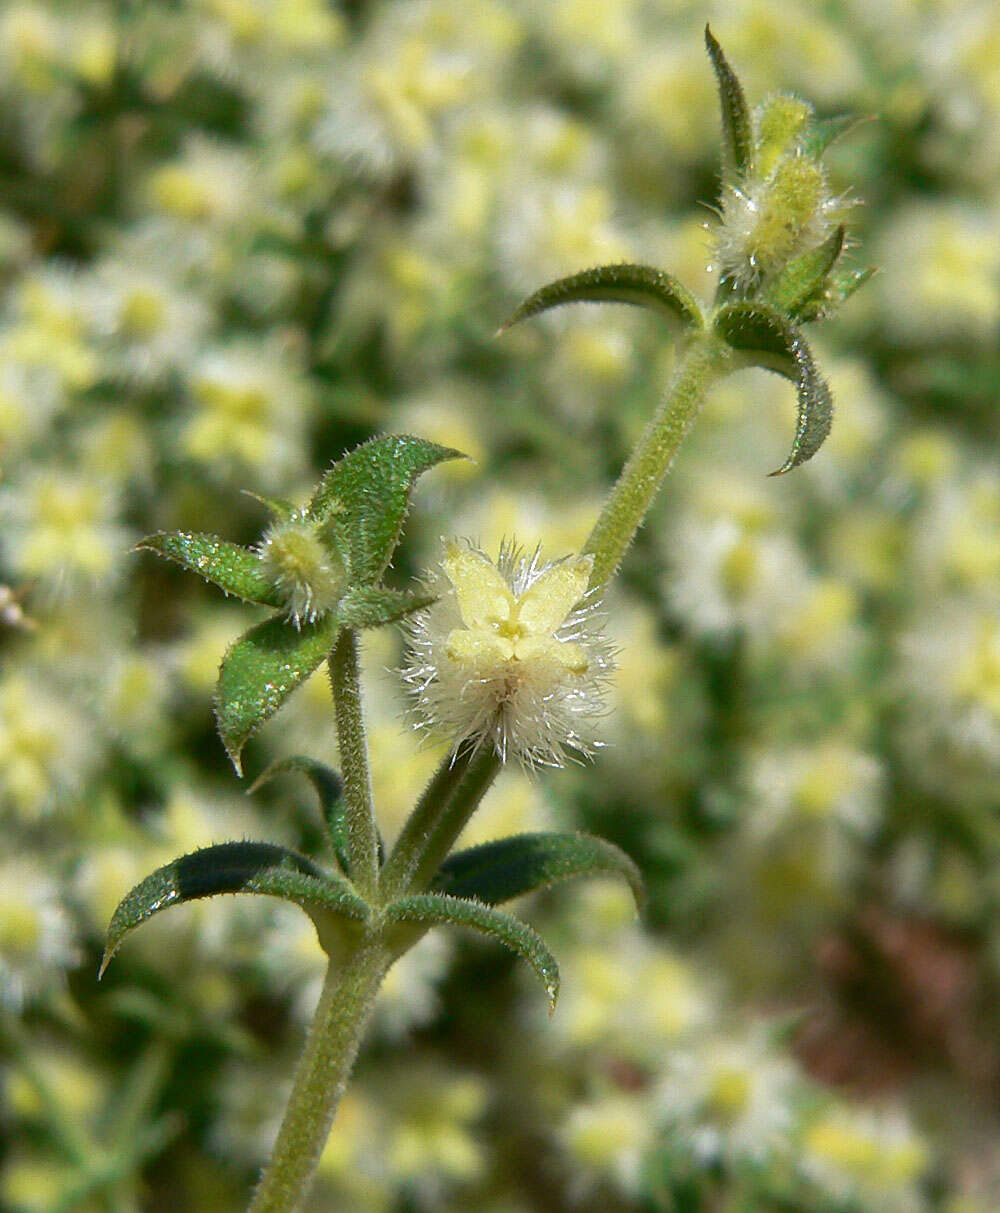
[655,1029,800,1167]
[403,539,614,767]
[560,1092,656,1197]
[801,1102,930,1211]
[0,857,78,1009]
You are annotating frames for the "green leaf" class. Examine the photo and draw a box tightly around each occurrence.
[100,841,369,976]
[308,436,466,584]
[137,532,281,607]
[384,893,560,1011]
[705,25,753,178]
[431,832,645,911]
[216,612,340,774]
[764,225,845,317]
[249,756,349,873]
[499,264,704,333]
[338,585,436,630]
[800,113,860,158]
[715,301,833,474]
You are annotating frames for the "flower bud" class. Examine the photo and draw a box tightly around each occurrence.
[257,516,345,627]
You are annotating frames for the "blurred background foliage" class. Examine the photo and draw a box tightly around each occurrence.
[1,1,999,1210]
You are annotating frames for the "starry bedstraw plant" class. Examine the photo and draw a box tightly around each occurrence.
[101,29,870,1212]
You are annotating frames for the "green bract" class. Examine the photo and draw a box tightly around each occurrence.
[137,434,464,772]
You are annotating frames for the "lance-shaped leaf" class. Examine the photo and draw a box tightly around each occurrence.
[764,225,845,317]
[715,301,833,474]
[338,585,436,631]
[431,832,645,911]
[308,435,466,584]
[705,25,752,178]
[137,532,282,607]
[100,841,369,977]
[384,893,560,1011]
[499,264,704,334]
[216,612,340,773]
[250,756,350,873]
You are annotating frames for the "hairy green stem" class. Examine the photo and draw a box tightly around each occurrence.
[583,334,728,587]
[379,744,485,899]
[329,628,379,900]
[249,940,393,1213]
[406,747,502,893]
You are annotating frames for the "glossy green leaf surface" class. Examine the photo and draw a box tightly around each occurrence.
[137,532,281,607]
[308,435,466,584]
[715,301,833,474]
[101,841,369,976]
[250,756,349,873]
[500,264,704,333]
[764,225,845,317]
[384,893,560,1011]
[431,832,645,911]
[705,25,752,178]
[337,585,436,630]
[216,613,340,773]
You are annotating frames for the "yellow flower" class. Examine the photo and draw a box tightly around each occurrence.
[403,540,614,767]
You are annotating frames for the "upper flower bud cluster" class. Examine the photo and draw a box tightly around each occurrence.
[714,92,844,293]
[257,513,345,628]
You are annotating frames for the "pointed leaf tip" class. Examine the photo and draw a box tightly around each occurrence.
[705,25,753,178]
[385,893,560,1011]
[715,301,833,474]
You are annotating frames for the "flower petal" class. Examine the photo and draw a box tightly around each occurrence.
[515,635,589,674]
[517,556,593,636]
[446,628,514,666]
[443,544,516,630]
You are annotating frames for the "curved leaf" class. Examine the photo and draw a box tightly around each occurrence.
[715,301,833,474]
[216,613,340,774]
[250,756,349,872]
[500,264,704,333]
[705,25,752,178]
[764,225,845,317]
[431,832,645,912]
[384,893,560,1011]
[338,585,436,631]
[137,532,281,607]
[308,436,466,584]
[100,841,369,976]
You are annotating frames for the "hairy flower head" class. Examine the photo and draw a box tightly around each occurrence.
[403,540,614,768]
[257,514,345,627]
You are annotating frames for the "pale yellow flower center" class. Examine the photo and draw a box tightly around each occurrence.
[442,545,592,675]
